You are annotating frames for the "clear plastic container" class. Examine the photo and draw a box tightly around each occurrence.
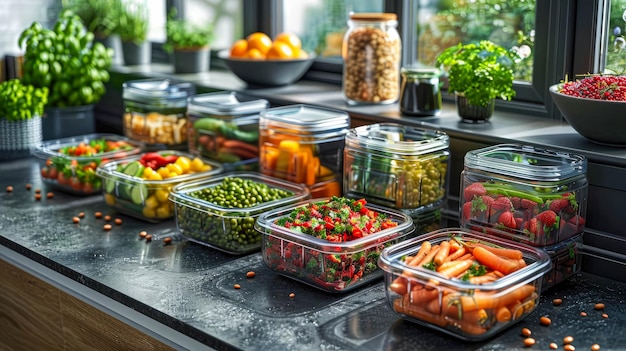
[343,13,401,105]
[96,150,222,222]
[34,133,144,195]
[255,197,414,293]
[170,172,310,254]
[187,92,268,171]
[343,123,450,217]
[259,104,350,198]
[460,144,588,246]
[542,234,582,291]
[378,228,551,341]
[123,79,195,149]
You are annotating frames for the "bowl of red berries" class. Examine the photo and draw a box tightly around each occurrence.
[549,75,626,146]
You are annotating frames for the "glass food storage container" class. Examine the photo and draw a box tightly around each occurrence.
[460,144,588,246]
[34,133,144,195]
[343,13,401,105]
[343,123,450,217]
[255,196,414,293]
[378,228,551,341]
[123,79,195,150]
[259,104,350,198]
[170,172,310,254]
[187,92,268,171]
[399,66,442,116]
[96,150,222,222]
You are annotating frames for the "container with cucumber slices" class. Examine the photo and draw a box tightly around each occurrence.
[96,150,223,222]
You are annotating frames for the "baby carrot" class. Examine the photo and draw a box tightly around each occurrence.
[496,306,512,322]
[407,241,432,266]
[393,295,448,327]
[409,286,440,305]
[434,240,451,266]
[473,246,522,275]
[453,284,536,312]
[417,244,441,267]
[437,259,474,278]
[445,246,467,262]
[389,277,409,295]
[468,272,498,285]
[465,242,523,260]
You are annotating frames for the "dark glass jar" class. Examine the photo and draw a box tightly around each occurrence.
[399,67,442,116]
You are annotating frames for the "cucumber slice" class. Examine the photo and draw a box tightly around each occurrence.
[104,178,117,194]
[122,161,145,177]
[130,184,148,205]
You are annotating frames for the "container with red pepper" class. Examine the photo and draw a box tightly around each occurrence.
[255,196,414,293]
[34,133,144,195]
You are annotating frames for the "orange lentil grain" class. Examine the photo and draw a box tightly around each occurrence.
[602,313,608,318]
[591,344,600,351]
[563,336,574,344]
[47,192,54,198]
[580,311,587,317]
[595,303,605,310]
[103,224,112,231]
[523,338,535,347]
[104,215,112,222]
[72,217,80,223]
[289,293,295,298]
[549,343,558,349]
[139,231,148,238]
[163,237,172,245]
[78,212,85,218]
[246,271,256,279]
[35,188,41,194]
[25,183,32,190]
[6,186,13,192]
[540,316,551,326]
[552,298,563,306]
[34,193,42,201]
[114,218,122,225]
[521,328,532,337]
[564,345,575,351]
[145,234,152,242]
[95,211,103,218]
[234,284,241,289]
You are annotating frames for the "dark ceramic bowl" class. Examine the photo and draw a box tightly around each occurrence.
[218,50,315,87]
[549,84,626,146]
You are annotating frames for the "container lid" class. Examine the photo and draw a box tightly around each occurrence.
[346,123,449,156]
[349,13,397,22]
[260,104,350,138]
[464,144,587,181]
[123,79,195,102]
[34,133,144,161]
[401,65,441,78]
[187,92,269,117]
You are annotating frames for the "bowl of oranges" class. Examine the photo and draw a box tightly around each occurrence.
[219,32,315,87]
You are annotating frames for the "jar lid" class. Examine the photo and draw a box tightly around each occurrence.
[401,66,441,78]
[346,123,449,155]
[349,12,397,22]
[187,92,268,117]
[123,79,195,102]
[464,144,587,181]
[260,104,350,137]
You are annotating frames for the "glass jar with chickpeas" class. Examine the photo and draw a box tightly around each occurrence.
[342,13,402,105]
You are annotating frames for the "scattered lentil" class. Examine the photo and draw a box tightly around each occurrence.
[289,293,295,298]
[523,337,536,347]
[552,298,563,306]
[72,217,80,223]
[139,231,148,238]
[78,212,85,218]
[540,316,552,326]
[145,234,152,242]
[25,183,32,190]
[34,188,41,194]
[103,224,112,231]
[521,328,532,337]
[114,218,122,225]
[47,192,54,199]
[591,344,601,351]
[580,311,588,317]
[163,237,172,245]
[602,313,608,319]
[246,271,256,279]
[95,211,103,219]
[594,303,605,310]
[6,186,13,192]
[564,336,574,344]
[564,345,575,351]
[234,284,241,289]
[104,215,111,222]
[549,343,558,349]
[34,193,42,201]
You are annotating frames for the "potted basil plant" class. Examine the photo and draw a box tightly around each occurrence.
[117,0,150,65]
[164,8,214,74]
[436,40,519,122]
[0,79,48,160]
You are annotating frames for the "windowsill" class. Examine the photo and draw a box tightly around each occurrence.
[108,63,626,167]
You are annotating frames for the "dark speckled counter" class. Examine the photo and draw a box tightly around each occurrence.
[1,157,626,351]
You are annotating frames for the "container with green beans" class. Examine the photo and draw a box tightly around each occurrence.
[343,123,450,218]
[169,172,310,254]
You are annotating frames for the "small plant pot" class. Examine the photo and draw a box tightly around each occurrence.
[172,47,210,74]
[43,105,95,141]
[455,93,495,123]
[122,41,151,65]
[0,117,43,160]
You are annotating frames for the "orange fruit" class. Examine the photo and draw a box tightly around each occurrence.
[246,48,266,60]
[266,41,294,59]
[229,39,248,58]
[246,32,273,55]
[275,32,302,51]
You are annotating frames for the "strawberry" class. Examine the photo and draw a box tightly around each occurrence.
[520,198,538,210]
[462,201,472,221]
[489,196,513,222]
[463,182,486,201]
[548,198,571,213]
[536,210,560,239]
[510,196,521,209]
[497,211,517,229]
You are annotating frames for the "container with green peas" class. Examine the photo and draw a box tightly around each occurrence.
[343,123,450,218]
[169,173,310,254]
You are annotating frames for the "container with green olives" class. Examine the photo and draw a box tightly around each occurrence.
[169,173,310,254]
[343,123,450,217]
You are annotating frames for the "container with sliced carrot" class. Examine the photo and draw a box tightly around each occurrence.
[187,92,268,171]
[259,105,349,198]
[378,228,551,341]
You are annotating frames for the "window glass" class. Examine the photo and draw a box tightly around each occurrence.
[604,0,626,74]
[281,0,383,60]
[415,0,536,82]
[174,0,244,50]
[146,0,166,43]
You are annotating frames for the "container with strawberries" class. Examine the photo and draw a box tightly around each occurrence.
[459,144,587,289]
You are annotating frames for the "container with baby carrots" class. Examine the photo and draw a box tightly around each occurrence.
[378,228,550,341]
[258,104,350,198]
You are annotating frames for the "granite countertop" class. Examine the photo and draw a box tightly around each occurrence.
[1,157,626,351]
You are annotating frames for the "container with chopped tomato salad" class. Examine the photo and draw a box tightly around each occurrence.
[34,133,144,195]
[255,196,414,293]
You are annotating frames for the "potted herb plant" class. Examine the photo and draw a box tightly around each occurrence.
[164,8,214,74]
[117,0,150,65]
[19,10,113,140]
[436,40,519,122]
[0,79,48,160]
